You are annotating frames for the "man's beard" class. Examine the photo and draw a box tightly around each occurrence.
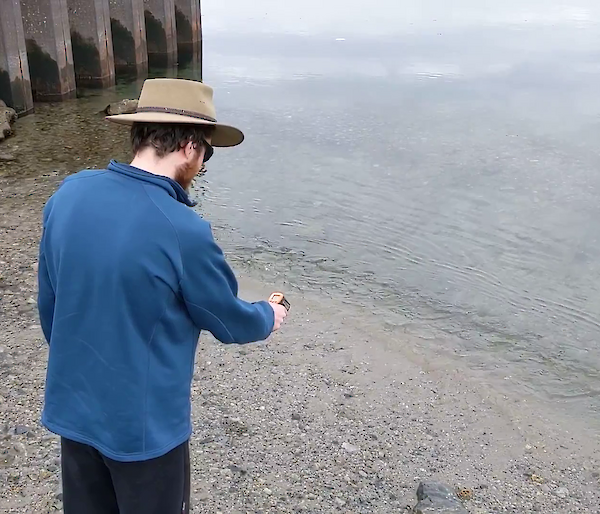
[174,161,198,191]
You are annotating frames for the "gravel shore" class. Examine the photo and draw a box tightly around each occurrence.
[1,169,599,513]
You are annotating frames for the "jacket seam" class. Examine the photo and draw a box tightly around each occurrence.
[139,185,186,451]
[62,171,108,184]
[185,300,236,342]
[142,301,170,453]
[141,184,184,277]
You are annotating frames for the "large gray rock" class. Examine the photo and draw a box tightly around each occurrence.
[103,99,138,116]
[0,100,17,142]
[413,482,468,514]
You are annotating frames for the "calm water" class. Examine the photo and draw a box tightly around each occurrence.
[199,1,600,417]
[9,0,600,420]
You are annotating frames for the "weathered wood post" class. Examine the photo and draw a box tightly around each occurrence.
[0,0,34,114]
[19,0,77,101]
[66,0,116,87]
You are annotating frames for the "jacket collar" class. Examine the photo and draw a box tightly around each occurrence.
[107,160,197,207]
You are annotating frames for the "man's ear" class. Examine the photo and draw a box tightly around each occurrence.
[182,141,196,158]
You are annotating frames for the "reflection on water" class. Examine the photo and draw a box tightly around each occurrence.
[3,0,600,423]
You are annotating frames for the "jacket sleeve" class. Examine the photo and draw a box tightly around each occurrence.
[179,222,274,344]
[37,221,55,344]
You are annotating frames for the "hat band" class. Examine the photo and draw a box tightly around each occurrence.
[136,106,217,123]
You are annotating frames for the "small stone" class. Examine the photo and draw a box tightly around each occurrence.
[0,452,15,468]
[335,497,346,506]
[530,474,545,484]
[223,417,249,435]
[455,487,473,500]
[12,425,29,435]
[197,490,210,501]
[263,488,272,495]
[342,442,359,453]
[228,464,247,474]
[555,487,569,499]
[12,442,26,455]
[0,153,15,162]
[414,482,468,514]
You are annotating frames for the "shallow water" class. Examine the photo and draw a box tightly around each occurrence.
[5,0,600,423]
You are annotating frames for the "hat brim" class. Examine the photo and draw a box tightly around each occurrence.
[105,112,244,147]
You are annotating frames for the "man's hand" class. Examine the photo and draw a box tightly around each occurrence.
[269,301,288,332]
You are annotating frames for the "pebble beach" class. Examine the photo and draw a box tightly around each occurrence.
[1,167,600,513]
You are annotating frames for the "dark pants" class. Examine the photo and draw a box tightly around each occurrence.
[60,437,191,514]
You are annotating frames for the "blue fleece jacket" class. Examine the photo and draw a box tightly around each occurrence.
[37,161,274,462]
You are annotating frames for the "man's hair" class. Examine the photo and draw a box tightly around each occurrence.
[130,122,214,158]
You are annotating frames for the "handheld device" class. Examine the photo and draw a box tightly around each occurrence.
[269,292,291,312]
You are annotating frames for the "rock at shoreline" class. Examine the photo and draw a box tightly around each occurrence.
[0,100,17,143]
[413,481,468,514]
[103,99,138,116]
[0,153,16,162]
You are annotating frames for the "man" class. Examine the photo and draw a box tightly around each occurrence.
[37,78,288,514]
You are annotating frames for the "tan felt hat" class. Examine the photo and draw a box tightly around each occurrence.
[105,78,244,148]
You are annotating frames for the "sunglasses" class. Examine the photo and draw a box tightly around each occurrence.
[200,136,213,163]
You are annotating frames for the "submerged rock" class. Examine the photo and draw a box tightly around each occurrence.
[103,99,138,116]
[0,100,17,142]
[413,481,468,514]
